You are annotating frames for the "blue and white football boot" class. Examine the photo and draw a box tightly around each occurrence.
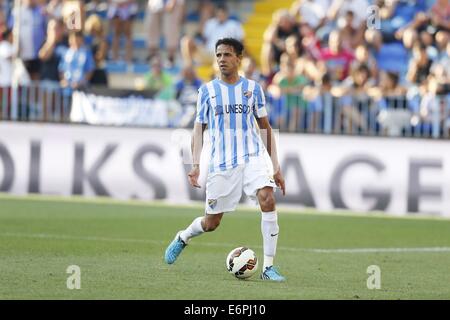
[164,231,187,264]
[260,266,286,282]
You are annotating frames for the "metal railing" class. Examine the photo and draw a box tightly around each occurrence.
[0,84,72,123]
[1,82,449,139]
[266,93,450,139]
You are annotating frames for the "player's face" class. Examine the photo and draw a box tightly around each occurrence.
[216,44,241,77]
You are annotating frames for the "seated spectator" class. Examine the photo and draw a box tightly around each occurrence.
[395,0,449,45]
[401,27,419,53]
[144,57,174,100]
[260,9,299,77]
[406,42,433,86]
[284,33,319,85]
[327,0,369,30]
[338,10,364,51]
[284,34,302,62]
[333,64,376,133]
[268,54,308,132]
[174,65,202,127]
[290,0,330,31]
[316,0,368,41]
[351,44,378,80]
[418,74,442,128]
[364,27,384,53]
[429,0,450,33]
[180,3,244,67]
[319,30,355,82]
[336,63,376,96]
[374,0,398,28]
[299,23,321,60]
[419,73,450,135]
[302,72,333,133]
[240,56,266,89]
[434,30,449,60]
[369,71,409,135]
[147,0,185,66]
[430,41,450,87]
[374,0,426,42]
[369,70,407,109]
[175,65,202,106]
[59,31,95,94]
[108,0,138,61]
[84,14,108,86]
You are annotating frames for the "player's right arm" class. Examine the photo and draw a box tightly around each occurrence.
[187,85,209,188]
[188,122,207,188]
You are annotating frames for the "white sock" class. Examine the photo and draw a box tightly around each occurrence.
[179,217,204,243]
[263,255,274,270]
[261,211,279,270]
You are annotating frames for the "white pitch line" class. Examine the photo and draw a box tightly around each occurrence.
[308,247,450,253]
[1,192,449,221]
[1,232,450,254]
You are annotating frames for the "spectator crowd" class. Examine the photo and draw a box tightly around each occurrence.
[0,0,449,136]
[261,0,450,135]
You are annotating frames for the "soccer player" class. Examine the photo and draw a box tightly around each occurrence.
[164,38,286,281]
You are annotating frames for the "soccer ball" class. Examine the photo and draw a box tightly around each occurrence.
[226,247,258,279]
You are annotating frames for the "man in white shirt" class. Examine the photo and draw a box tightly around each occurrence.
[328,0,369,29]
[292,0,330,30]
[10,0,47,80]
[0,28,13,87]
[181,3,244,66]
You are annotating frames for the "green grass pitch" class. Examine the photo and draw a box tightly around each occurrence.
[0,194,449,300]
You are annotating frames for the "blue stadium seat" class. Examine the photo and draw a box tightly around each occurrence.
[105,61,128,73]
[133,37,147,49]
[132,63,150,74]
[105,35,147,49]
[84,35,93,46]
[376,42,408,76]
[135,10,146,21]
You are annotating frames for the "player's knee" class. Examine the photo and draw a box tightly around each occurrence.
[204,220,220,232]
[260,192,276,211]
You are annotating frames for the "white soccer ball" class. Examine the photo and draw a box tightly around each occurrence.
[226,247,258,279]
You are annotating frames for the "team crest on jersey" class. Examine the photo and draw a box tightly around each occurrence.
[208,199,217,209]
[243,91,252,98]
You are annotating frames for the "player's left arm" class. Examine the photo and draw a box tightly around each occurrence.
[253,83,285,195]
[256,116,286,196]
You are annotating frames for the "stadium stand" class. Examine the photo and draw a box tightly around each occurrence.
[0,0,449,138]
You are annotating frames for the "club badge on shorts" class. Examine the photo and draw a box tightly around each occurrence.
[208,199,217,209]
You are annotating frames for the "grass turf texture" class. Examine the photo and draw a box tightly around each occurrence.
[0,195,449,299]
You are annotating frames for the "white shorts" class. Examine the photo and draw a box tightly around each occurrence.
[205,156,277,214]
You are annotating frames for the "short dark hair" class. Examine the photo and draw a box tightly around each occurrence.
[386,71,399,86]
[215,38,244,56]
[69,31,84,39]
[321,72,331,85]
[216,3,228,12]
[1,28,12,40]
[355,63,370,75]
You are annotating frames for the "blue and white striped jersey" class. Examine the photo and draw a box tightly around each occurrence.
[195,76,268,173]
